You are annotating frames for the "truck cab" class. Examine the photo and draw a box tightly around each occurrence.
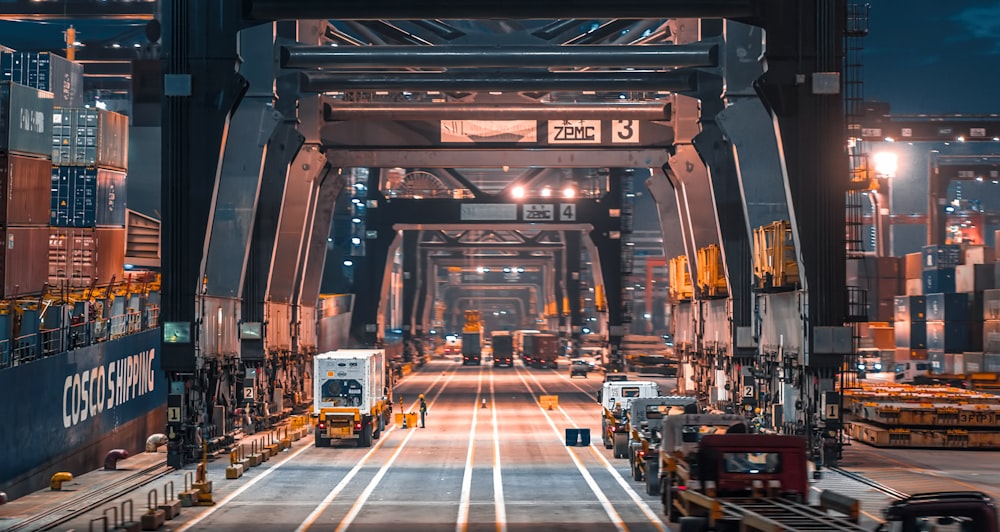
[598,380,660,456]
[895,360,931,383]
[879,492,998,532]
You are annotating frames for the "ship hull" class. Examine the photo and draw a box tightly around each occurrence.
[0,329,165,499]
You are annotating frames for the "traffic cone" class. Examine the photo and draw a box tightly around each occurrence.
[402,413,409,429]
[481,398,487,409]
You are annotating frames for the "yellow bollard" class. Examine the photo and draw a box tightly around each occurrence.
[49,471,73,491]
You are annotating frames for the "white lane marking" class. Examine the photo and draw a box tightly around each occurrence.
[177,441,315,531]
[515,368,628,532]
[490,371,507,532]
[523,369,666,532]
[456,366,485,532]
[298,367,457,532]
[332,370,458,532]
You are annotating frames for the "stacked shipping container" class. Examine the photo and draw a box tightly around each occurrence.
[983,289,1000,373]
[0,81,53,298]
[0,51,83,108]
[48,107,128,288]
[847,256,901,322]
[894,295,927,363]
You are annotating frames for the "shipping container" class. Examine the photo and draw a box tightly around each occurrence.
[50,165,95,227]
[874,298,894,323]
[0,225,49,297]
[894,320,927,349]
[963,245,994,265]
[925,292,969,322]
[894,295,926,322]
[928,351,947,374]
[985,290,1000,320]
[923,268,956,294]
[964,352,985,374]
[905,278,922,296]
[895,347,928,361]
[955,263,995,293]
[0,153,50,224]
[95,168,126,226]
[871,326,894,350]
[985,353,1000,373]
[905,252,922,279]
[47,227,95,287]
[51,108,128,169]
[984,321,1000,353]
[922,244,962,270]
[926,320,970,353]
[0,52,83,107]
[95,226,125,284]
[0,81,53,157]
[50,166,126,227]
[847,256,901,280]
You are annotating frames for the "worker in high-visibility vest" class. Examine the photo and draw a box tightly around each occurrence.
[419,394,428,428]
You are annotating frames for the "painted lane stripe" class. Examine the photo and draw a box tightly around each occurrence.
[456,366,485,532]
[515,367,628,532]
[490,370,507,532]
[179,362,457,532]
[297,366,457,532]
[524,369,666,532]
[331,369,458,532]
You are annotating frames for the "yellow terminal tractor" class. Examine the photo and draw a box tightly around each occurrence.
[313,349,391,447]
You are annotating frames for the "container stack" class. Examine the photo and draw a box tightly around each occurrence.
[925,293,971,374]
[49,107,128,288]
[0,51,83,107]
[922,244,960,294]
[894,295,927,363]
[847,256,901,322]
[904,252,922,295]
[982,289,1000,373]
[0,81,54,298]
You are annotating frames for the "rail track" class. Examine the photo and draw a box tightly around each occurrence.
[828,466,909,500]
[6,461,171,532]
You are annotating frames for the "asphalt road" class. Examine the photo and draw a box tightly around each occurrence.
[62,359,674,532]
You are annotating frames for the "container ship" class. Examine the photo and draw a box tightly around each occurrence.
[0,52,166,500]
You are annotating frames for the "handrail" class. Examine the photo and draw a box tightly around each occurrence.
[0,306,160,370]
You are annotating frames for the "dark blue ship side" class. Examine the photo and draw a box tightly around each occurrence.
[0,315,163,499]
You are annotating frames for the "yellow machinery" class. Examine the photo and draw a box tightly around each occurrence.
[668,255,694,301]
[752,221,800,289]
[463,310,482,333]
[696,245,728,297]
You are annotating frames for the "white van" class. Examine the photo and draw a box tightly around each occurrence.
[598,380,660,412]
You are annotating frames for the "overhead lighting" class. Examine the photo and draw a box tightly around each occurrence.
[343,259,354,267]
[872,151,897,177]
[562,187,575,198]
[540,187,552,197]
[511,185,525,199]
[111,43,121,48]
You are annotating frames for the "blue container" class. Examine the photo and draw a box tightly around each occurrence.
[923,268,956,294]
[95,167,126,226]
[565,428,580,447]
[925,293,969,322]
[922,244,962,270]
[894,295,926,322]
[926,320,970,352]
[579,428,591,446]
[50,166,96,227]
[1,52,83,107]
[894,320,927,349]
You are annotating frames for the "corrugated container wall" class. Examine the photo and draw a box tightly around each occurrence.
[95,226,125,284]
[0,154,50,224]
[50,167,126,227]
[923,268,956,294]
[894,295,926,322]
[984,321,1000,353]
[0,226,49,297]
[894,320,927,349]
[922,244,962,270]
[52,108,129,170]
[47,227,95,287]
[904,252,922,279]
[50,165,94,227]
[95,168,126,226]
[0,82,53,157]
[925,320,970,353]
[984,289,1000,320]
[0,52,83,107]
[955,263,995,293]
[925,293,969,322]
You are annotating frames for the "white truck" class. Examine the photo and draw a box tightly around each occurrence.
[597,380,660,456]
[313,349,391,447]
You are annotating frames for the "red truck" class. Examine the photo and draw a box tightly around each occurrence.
[522,333,559,369]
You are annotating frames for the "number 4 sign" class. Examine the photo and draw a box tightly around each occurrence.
[560,204,576,221]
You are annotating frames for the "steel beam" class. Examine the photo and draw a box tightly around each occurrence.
[323,102,669,121]
[248,0,757,20]
[324,148,670,168]
[283,44,716,69]
[301,70,696,93]
[0,1,155,19]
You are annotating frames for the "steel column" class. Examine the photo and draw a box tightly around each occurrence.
[565,232,584,342]
[300,70,696,93]
[282,44,717,69]
[401,231,419,341]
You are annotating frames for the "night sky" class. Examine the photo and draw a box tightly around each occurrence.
[866,0,1000,114]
